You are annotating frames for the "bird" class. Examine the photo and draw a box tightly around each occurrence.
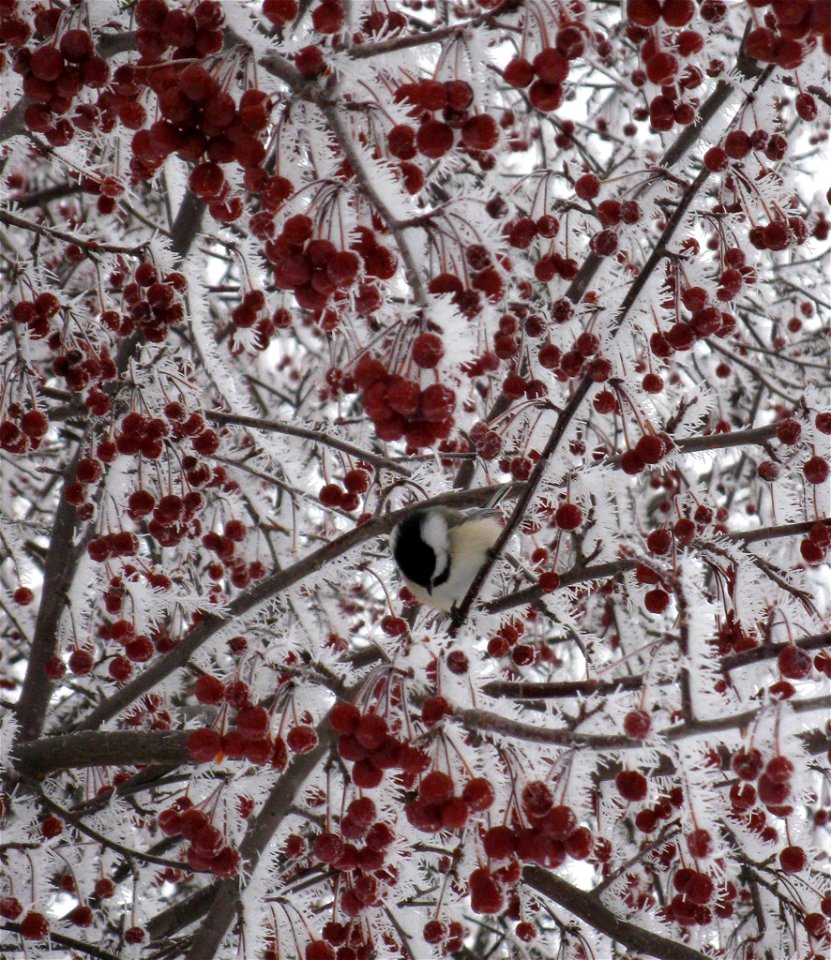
[390,505,504,613]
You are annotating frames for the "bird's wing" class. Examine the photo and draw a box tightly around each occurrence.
[446,507,503,527]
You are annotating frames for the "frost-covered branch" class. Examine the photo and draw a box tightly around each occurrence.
[524,865,711,960]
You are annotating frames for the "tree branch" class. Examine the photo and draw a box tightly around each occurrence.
[205,410,412,475]
[523,865,711,960]
[12,730,191,776]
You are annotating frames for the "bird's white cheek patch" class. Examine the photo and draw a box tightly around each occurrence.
[421,513,450,555]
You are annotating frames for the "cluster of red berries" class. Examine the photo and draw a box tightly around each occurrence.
[0,404,48,455]
[624,0,714,133]
[801,520,831,565]
[428,266,496,321]
[665,865,732,927]
[732,748,799,817]
[420,917,467,954]
[392,79,497,165]
[11,290,62,339]
[111,261,188,342]
[112,411,170,462]
[745,0,831,69]
[43,860,138,921]
[618,432,674,474]
[86,529,140,564]
[319,467,371,512]
[101,618,162,672]
[101,571,172,623]
[351,353,456,449]
[405,769,496,834]
[485,617,539,662]
[120,4,274,211]
[202,520,266,591]
[632,784,684,835]
[130,0,224,60]
[331,701,431,789]
[712,611,756,656]
[649,310,735,362]
[189,683,318,768]
[298,917,383,960]
[312,797,397,921]
[265,215,385,316]
[544,331,612,384]
[471,787,592,916]
[704,130,791,181]
[49,340,118,398]
[485,789,592,864]
[626,0,704,84]
[747,215,809,251]
[503,20,590,112]
[158,800,240,876]
[10,11,109,147]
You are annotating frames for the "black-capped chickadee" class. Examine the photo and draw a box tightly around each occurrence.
[390,507,503,613]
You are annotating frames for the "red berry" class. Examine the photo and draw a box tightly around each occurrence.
[416,119,454,158]
[616,769,648,802]
[686,828,712,859]
[504,57,534,87]
[575,173,600,200]
[565,825,593,859]
[286,724,318,753]
[623,709,651,738]
[188,728,221,762]
[236,706,269,741]
[461,114,499,151]
[13,586,34,605]
[355,712,387,750]
[0,896,23,920]
[319,483,344,508]
[804,456,829,484]
[484,825,515,859]
[412,333,444,368]
[195,674,224,704]
[765,756,794,784]
[521,780,553,818]
[776,418,801,444]
[644,588,670,614]
[646,528,672,555]
[732,747,764,780]
[330,701,360,734]
[779,845,806,873]
[469,867,504,914]
[778,645,812,679]
[627,0,661,25]
[41,815,63,837]
[20,911,49,940]
[68,648,94,675]
[423,920,446,944]
[420,770,454,804]
[635,434,664,464]
[539,571,560,593]
[555,502,582,530]
[462,777,495,811]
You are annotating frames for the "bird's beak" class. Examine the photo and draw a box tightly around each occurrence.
[427,583,433,595]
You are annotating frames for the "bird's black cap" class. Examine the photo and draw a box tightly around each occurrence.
[392,511,435,589]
